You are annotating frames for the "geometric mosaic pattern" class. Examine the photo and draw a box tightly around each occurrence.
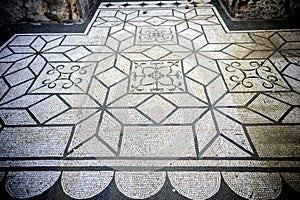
[129,60,186,93]
[0,1,299,199]
[218,59,290,92]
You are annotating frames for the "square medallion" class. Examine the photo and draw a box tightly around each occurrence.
[135,26,177,44]
[29,62,96,93]
[129,60,186,93]
[218,60,291,92]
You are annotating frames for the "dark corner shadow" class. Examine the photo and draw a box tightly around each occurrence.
[211,0,300,31]
[0,0,102,47]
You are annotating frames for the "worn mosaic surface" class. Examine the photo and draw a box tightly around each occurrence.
[0,1,299,199]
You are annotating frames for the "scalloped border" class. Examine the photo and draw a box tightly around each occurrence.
[2,171,300,199]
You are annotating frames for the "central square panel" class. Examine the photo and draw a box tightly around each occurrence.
[135,26,177,44]
[129,60,186,93]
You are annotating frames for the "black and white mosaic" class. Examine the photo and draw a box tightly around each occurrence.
[0,1,299,199]
[136,26,177,44]
[129,60,186,93]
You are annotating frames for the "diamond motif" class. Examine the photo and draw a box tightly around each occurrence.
[143,45,170,59]
[283,63,300,80]
[222,44,252,59]
[65,46,92,61]
[137,95,176,123]
[179,28,202,40]
[269,33,285,48]
[111,30,133,41]
[104,3,113,8]
[186,66,219,86]
[248,94,291,121]
[139,2,147,7]
[156,2,165,7]
[30,37,46,52]
[96,68,127,87]
[146,17,167,26]
[29,96,69,123]
[122,3,130,8]
[173,2,181,6]
[269,52,289,71]
[4,68,35,86]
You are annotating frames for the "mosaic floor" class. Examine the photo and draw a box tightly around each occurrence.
[0,1,300,199]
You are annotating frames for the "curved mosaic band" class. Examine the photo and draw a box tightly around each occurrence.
[2,171,299,199]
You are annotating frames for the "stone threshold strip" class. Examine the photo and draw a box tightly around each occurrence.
[1,158,300,168]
